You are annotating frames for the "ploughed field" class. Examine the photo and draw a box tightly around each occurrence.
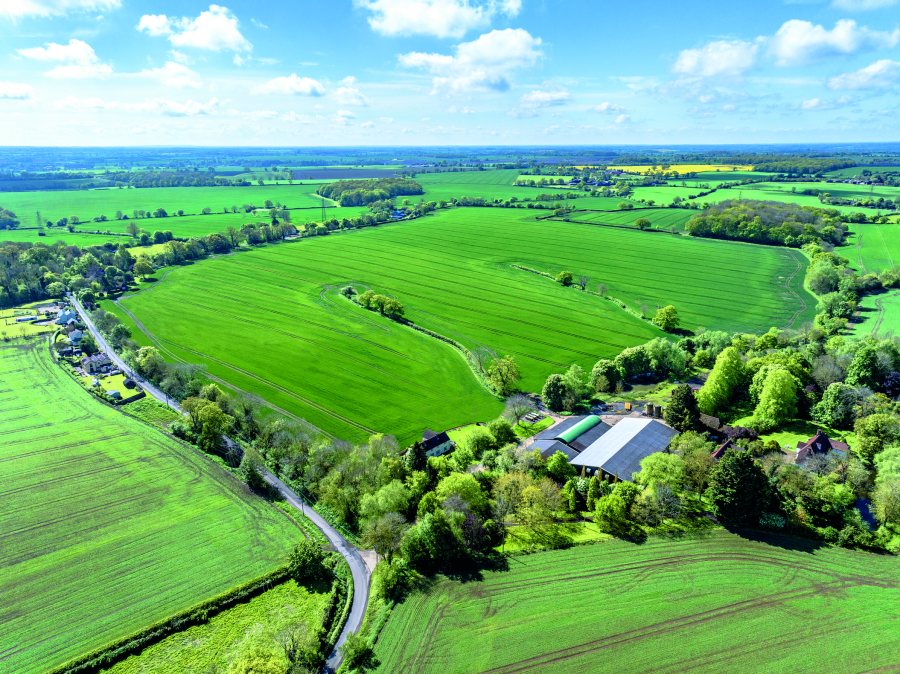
[118,208,814,443]
[372,530,900,673]
[0,342,300,674]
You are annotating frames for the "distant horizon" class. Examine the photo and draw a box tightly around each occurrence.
[3,141,900,149]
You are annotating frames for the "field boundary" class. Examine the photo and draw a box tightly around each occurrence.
[48,566,292,674]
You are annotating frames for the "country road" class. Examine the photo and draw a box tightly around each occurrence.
[68,293,371,672]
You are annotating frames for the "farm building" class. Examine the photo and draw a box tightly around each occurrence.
[795,430,849,465]
[711,438,737,460]
[570,418,677,481]
[531,415,611,460]
[422,429,454,457]
[68,329,84,345]
[55,309,77,325]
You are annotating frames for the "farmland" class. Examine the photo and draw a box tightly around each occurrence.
[0,341,301,674]
[854,290,900,338]
[566,208,694,231]
[607,163,754,174]
[372,530,900,673]
[118,207,814,443]
[846,221,900,273]
[107,579,330,674]
[415,169,573,203]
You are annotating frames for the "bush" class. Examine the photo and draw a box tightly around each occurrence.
[288,540,332,585]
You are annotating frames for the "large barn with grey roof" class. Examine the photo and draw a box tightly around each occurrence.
[531,415,611,460]
[569,418,677,481]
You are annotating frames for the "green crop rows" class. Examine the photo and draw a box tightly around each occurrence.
[847,221,900,273]
[373,530,900,673]
[119,208,814,443]
[570,208,694,230]
[0,342,301,673]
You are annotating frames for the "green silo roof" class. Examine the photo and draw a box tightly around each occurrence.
[557,415,601,444]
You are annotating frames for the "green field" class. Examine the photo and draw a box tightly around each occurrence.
[415,170,574,203]
[845,222,900,273]
[372,531,900,673]
[630,185,705,204]
[118,208,814,443]
[853,290,900,338]
[0,226,133,247]
[695,183,886,217]
[0,341,301,673]
[568,208,694,231]
[826,166,900,178]
[107,579,330,674]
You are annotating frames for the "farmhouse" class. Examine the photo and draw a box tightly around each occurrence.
[795,430,849,465]
[68,329,84,345]
[531,415,611,460]
[569,418,677,481]
[81,352,112,375]
[56,309,77,325]
[422,429,454,457]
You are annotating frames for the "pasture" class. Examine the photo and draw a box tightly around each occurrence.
[119,208,814,443]
[567,208,694,231]
[0,341,301,673]
[854,291,900,338]
[107,580,330,674]
[826,166,900,178]
[630,185,705,205]
[372,530,900,673]
[695,183,882,217]
[845,222,900,273]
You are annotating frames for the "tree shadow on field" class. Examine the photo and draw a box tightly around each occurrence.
[724,525,825,553]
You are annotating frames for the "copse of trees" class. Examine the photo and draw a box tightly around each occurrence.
[685,200,847,247]
[317,178,424,206]
[0,207,19,229]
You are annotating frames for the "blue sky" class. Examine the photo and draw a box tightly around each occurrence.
[1,0,899,145]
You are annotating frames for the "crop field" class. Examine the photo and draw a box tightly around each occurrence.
[694,184,874,217]
[107,579,330,674]
[0,341,301,673]
[764,181,900,201]
[0,184,329,226]
[0,227,132,247]
[119,208,813,443]
[415,170,572,203]
[372,530,900,673]
[826,166,900,178]
[845,222,900,272]
[567,208,694,230]
[854,290,900,338]
[607,163,754,174]
[630,185,705,204]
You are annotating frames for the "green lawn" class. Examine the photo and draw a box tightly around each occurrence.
[845,221,900,273]
[0,341,302,674]
[853,290,900,338]
[117,208,814,443]
[106,580,330,674]
[373,530,900,673]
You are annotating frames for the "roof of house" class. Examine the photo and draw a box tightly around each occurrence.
[533,438,579,461]
[711,438,736,460]
[82,352,110,364]
[796,430,849,463]
[569,421,612,452]
[422,430,452,451]
[570,418,678,480]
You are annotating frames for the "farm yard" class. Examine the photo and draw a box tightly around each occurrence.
[0,341,301,674]
[117,207,814,443]
[372,531,900,673]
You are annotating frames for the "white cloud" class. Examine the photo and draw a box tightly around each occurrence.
[399,28,542,93]
[801,97,822,109]
[593,101,623,113]
[521,88,570,107]
[0,0,120,18]
[831,0,897,10]
[335,109,356,125]
[137,5,252,52]
[254,74,325,96]
[0,81,34,99]
[56,96,220,116]
[334,76,369,106]
[770,19,899,66]
[614,113,630,124]
[673,39,759,77]
[138,62,202,89]
[360,120,375,128]
[18,38,112,78]
[357,0,520,39]
[828,58,900,89]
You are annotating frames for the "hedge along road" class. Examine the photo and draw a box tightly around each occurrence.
[68,293,371,673]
